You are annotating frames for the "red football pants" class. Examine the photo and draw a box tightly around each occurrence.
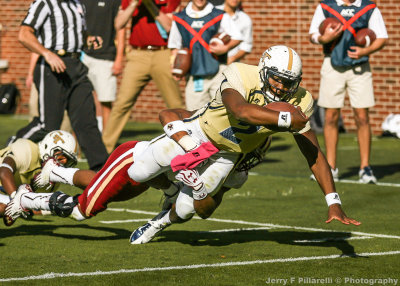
[78,141,149,217]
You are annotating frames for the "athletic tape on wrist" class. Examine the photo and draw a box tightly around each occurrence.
[163,120,188,138]
[278,112,291,129]
[0,163,14,173]
[192,189,208,200]
[325,192,342,206]
[178,135,199,152]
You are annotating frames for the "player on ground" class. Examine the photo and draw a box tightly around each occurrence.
[128,45,360,244]
[0,130,77,222]
[3,140,180,225]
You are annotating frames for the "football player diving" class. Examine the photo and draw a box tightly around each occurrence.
[128,45,360,244]
[0,130,78,221]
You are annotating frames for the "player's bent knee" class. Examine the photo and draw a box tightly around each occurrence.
[49,191,78,218]
[127,161,149,183]
[175,194,195,220]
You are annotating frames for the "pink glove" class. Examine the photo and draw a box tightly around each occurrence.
[171,142,219,172]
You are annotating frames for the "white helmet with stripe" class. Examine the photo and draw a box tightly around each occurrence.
[258,45,302,102]
[38,130,78,167]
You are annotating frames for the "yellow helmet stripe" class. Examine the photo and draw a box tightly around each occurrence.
[287,47,293,71]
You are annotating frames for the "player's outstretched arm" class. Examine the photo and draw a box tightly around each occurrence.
[0,157,18,197]
[293,130,360,226]
[34,158,96,190]
[222,88,308,131]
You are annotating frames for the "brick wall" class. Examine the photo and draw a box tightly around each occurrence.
[0,0,399,134]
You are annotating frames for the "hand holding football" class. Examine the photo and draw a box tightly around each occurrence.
[209,32,231,46]
[172,48,191,77]
[264,102,308,132]
[354,28,376,47]
[319,17,341,34]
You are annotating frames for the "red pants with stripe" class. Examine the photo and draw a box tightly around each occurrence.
[78,141,149,217]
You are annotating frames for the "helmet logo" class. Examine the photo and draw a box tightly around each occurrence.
[52,132,65,145]
[261,51,271,62]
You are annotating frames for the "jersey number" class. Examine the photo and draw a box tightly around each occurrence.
[219,122,261,144]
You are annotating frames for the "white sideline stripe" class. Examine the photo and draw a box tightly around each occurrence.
[104,208,400,240]
[1,251,400,282]
[247,173,400,187]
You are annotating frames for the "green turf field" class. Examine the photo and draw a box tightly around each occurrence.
[1,115,399,285]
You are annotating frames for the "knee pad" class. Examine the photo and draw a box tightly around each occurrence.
[175,192,195,220]
[49,191,78,218]
[128,161,152,183]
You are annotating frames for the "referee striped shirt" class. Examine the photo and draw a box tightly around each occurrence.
[22,0,86,53]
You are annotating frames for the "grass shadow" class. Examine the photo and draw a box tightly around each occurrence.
[0,224,131,242]
[156,229,361,256]
[340,163,400,180]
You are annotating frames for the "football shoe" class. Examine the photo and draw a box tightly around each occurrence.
[359,166,377,184]
[130,210,170,244]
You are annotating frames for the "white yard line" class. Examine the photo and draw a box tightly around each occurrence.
[1,250,400,282]
[247,172,400,187]
[103,208,400,240]
[293,236,373,243]
[100,218,149,224]
[337,179,400,187]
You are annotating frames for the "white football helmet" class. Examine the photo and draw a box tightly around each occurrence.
[38,130,78,167]
[258,45,302,102]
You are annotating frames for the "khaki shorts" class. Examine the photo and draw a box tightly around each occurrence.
[82,53,116,103]
[317,57,375,109]
[185,65,227,111]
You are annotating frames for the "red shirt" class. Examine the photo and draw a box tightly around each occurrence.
[121,0,181,47]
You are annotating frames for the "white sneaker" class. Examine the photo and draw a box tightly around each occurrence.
[130,210,170,244]
[3,184,32,226]
[33,158,60,190]
[359,166,377,184]
[310,168,339,182]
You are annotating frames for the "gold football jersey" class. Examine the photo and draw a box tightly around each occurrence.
[189,63,314,153]
[0,139,42,188]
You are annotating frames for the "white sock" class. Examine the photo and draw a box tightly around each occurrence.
[159,210,171,225]
[70,206,86,221]
[20,193,52,211]
[50,166,79,185]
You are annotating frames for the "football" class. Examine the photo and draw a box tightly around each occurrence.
[319,17,342,34]
[172,48,191,77]
[209,32,231,46]
[264,101,300,113]
[354,28,376,47]
[264,102,303,131]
